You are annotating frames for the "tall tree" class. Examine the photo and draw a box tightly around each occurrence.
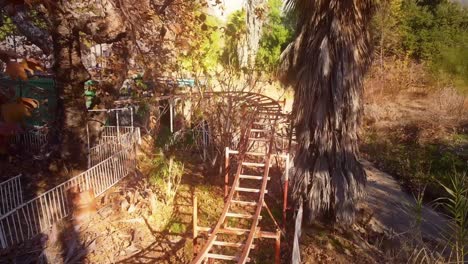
[48,0,126,166]
[2,0,204,167]
[281,0,374,223]
[256,0,293,72]
[238,0,266,69]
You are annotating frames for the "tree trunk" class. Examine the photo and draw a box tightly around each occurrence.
[282,0,374,224]
[51,13,90,168]
[238,0,265,69]
[5,5,52,55]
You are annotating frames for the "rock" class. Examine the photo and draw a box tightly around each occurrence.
[325,241,335,251]
[49,161,59,172]
[127,204,136,213]
[98,205,114,218]
[68,187,97,227]
[121,199,130,212]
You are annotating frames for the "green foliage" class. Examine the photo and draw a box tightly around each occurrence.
[167,221,187,234]
[221,10,246,69]
[372,0,468,91]
[154,125,195,153]
[362,129,467,199]
[0,14,16,41]
[148,154,169,186]
[256,0,294,72]
[431,44,468,92]
[154,125,173,150]
[195,185,224,226]
[28,9,49,31]
[436,172,468,262]
[383,1,467,89]
[201,16,224,71]
[149,154,184,205]
[371,0,404,56]
[179,14,223,74]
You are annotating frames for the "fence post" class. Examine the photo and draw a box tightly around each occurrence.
[130,107,134,133]
[224,147,229,200]
[170,99,174,133]
[0,223,6,249]
[87,123,91,168]
[116,111,121,143]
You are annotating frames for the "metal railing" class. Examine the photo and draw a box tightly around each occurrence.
[0,175,23,217]
[0,131,138,249]
[94,126,141,144]
[88,127,140,167]
[12,128,48,153]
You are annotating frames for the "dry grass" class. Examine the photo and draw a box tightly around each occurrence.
[363,59,467,136]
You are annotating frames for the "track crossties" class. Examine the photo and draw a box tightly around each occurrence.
[192,92,289,264]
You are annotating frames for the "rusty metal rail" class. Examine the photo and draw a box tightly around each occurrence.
[192,92,286,264]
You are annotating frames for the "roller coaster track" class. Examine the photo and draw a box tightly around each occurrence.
[192,92,285,264]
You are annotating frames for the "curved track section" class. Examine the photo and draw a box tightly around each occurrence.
[192,92,283,264]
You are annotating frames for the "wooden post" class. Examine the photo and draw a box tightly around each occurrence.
[169,99,174,133]
[202,121,207,162]
[283,153,290,228]
[224,147,229,200]
[275,229,281,264]
[193,196,198,255]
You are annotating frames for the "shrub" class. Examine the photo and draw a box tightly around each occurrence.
[149,154,184,205]
[436,172,468,263]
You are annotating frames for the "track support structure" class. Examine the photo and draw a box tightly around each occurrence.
[191,92,288,263]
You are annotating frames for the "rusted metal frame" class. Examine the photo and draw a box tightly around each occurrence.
[196,226,278,239]
[190,92,283,263]
[275,229,281,264]
[226,149,287,159]
[283,153,290,229]
[224,147,229,199]
[202,92,282,110]
[191,108,257,264]
[263,201,285,237]
[270,136,291,230]
[238,114,279,264]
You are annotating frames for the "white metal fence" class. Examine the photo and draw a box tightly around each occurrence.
[0,130,139,250]
[96,126,141,145]
[13,128,48,153]
[89,127,140,167]
[0,175,23,216]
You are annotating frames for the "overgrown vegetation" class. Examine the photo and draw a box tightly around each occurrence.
[149,154,184,205]
[372,0,468,93]
[364,0,467,205]
[362,127,466,199]
[255,0,293,72]
[146,153,184,231]
[436,172,468,262]
[221,0,293,73]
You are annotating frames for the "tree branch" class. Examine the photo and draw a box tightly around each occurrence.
[5,4,53,55]
[158,0,175,14]
[0,48,18,62]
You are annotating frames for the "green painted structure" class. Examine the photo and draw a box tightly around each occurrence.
[5,77,57,126]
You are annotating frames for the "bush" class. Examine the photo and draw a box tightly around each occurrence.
[361,129,466,199]
[436,172,468,262]
[149,154,184,205]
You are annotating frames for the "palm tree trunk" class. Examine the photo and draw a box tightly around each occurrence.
[282,0,374,223]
